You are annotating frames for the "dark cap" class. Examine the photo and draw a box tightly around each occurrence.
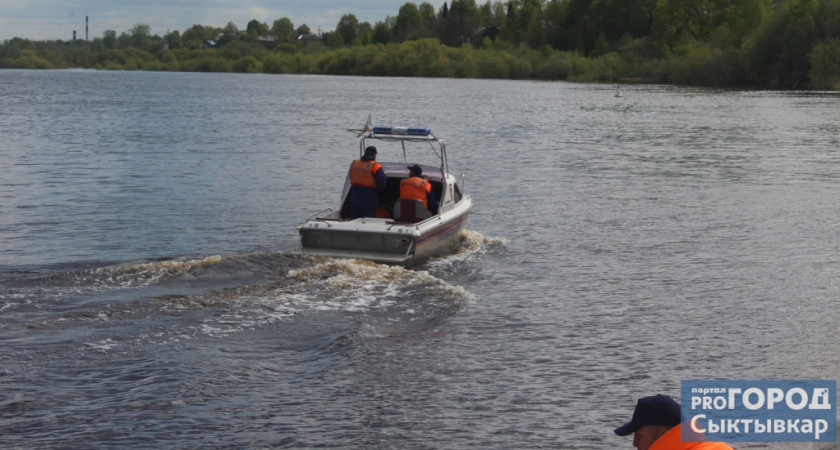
[364,146,377,155]
[408,164,422,176]
[614,395,681,436]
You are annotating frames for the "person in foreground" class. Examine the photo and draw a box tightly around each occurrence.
[400,164,438,215]
[615,394,733,450]
[348,146,386,219]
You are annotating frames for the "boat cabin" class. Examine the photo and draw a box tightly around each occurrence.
[336,162,464,223]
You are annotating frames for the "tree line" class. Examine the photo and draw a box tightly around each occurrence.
[1,0,839,89]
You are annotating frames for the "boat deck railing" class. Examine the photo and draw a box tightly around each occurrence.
[306,208,338,224]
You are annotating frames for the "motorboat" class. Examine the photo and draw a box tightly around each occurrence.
[294,124,474,267]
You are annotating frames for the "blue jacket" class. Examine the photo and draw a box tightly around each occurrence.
[426,188,439,215]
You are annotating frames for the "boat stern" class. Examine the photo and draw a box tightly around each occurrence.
[295,219,417,266]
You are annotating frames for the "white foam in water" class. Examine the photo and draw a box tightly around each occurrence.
[95,255,224,288]
[425,229,509,269]
[8,256,229,304]
[184,257,480,338]
[288,258,476,307]
[83,338,116,352]
[19,250,483,342]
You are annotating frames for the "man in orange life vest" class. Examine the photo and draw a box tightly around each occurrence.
[614,394,732,450]
[348,146,386,219]
[400,164,438,215]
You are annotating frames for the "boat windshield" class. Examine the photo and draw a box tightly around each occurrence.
[358,127,448,176]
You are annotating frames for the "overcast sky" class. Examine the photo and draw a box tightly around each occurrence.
[1,1,423,42]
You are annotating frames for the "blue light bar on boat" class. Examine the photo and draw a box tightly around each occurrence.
[372,126,431,136]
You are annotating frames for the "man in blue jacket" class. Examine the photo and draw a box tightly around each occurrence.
[347,146,386,219]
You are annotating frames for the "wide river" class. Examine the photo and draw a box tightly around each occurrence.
[1,69,839,449]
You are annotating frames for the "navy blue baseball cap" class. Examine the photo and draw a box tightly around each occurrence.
[408,164,422,176]
[614,395,682,436]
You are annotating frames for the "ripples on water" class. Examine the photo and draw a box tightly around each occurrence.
[2,70,840,448]
[1,233,500,447]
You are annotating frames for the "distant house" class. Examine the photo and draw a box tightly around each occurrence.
[204,31,246,48]
[258,34,279,49]
[295,34,321,45]
[480,26,502,42]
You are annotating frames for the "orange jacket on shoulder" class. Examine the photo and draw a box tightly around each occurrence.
[651,424,733,450]
[400,176,431,208]
[349,159,382,188]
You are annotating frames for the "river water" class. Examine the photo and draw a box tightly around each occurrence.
[1,69,839,448]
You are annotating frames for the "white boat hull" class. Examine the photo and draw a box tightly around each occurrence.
[296,196,472,266]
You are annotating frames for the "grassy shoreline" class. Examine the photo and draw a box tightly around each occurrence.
[0,38,765,88]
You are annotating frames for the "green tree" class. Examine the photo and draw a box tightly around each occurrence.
[657,0,732,43]
[296,24,311,35]
[247,20,269,35]
[543,0,568,50]
[476,1,493,26]
[504,0,542,47]
[233,55,261,72]
[103,30,117,49]
[726,0,771,46]
[628,0,659,37]
[810,38,840,89]
[372,22,394,44]
[323,31,344,48]
[742,0,818,88]
[0,37,33,61]
[589,0,653,45]
[217,22,239,46]
[591,32,611,56]
[8,48,53,69]
[666,43,742,86]
[164,30,181,49]
[395,3,424,41]
[129,23,151,50]
[419,2,438,32]
[117,31,132,49]
[524,8,544,49]
[86,36,106,54]
[356,22,374,45]
[272,18,294,42]
[336,14,359,45]
[564,0,598,53]
[490,0,507,26]
[158,49,180,70]
[443,0,478,46]
[181,24,218,48]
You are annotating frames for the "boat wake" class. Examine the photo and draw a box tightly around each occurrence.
[0,228,510,357]
[0,241,498,348]
[419,229,509,277]
[434,229,508,262]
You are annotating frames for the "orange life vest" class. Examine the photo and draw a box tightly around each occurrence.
[375,206,391,218]
[400,177,430,208]
[650,424,733,450]
[349,159,381,188]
